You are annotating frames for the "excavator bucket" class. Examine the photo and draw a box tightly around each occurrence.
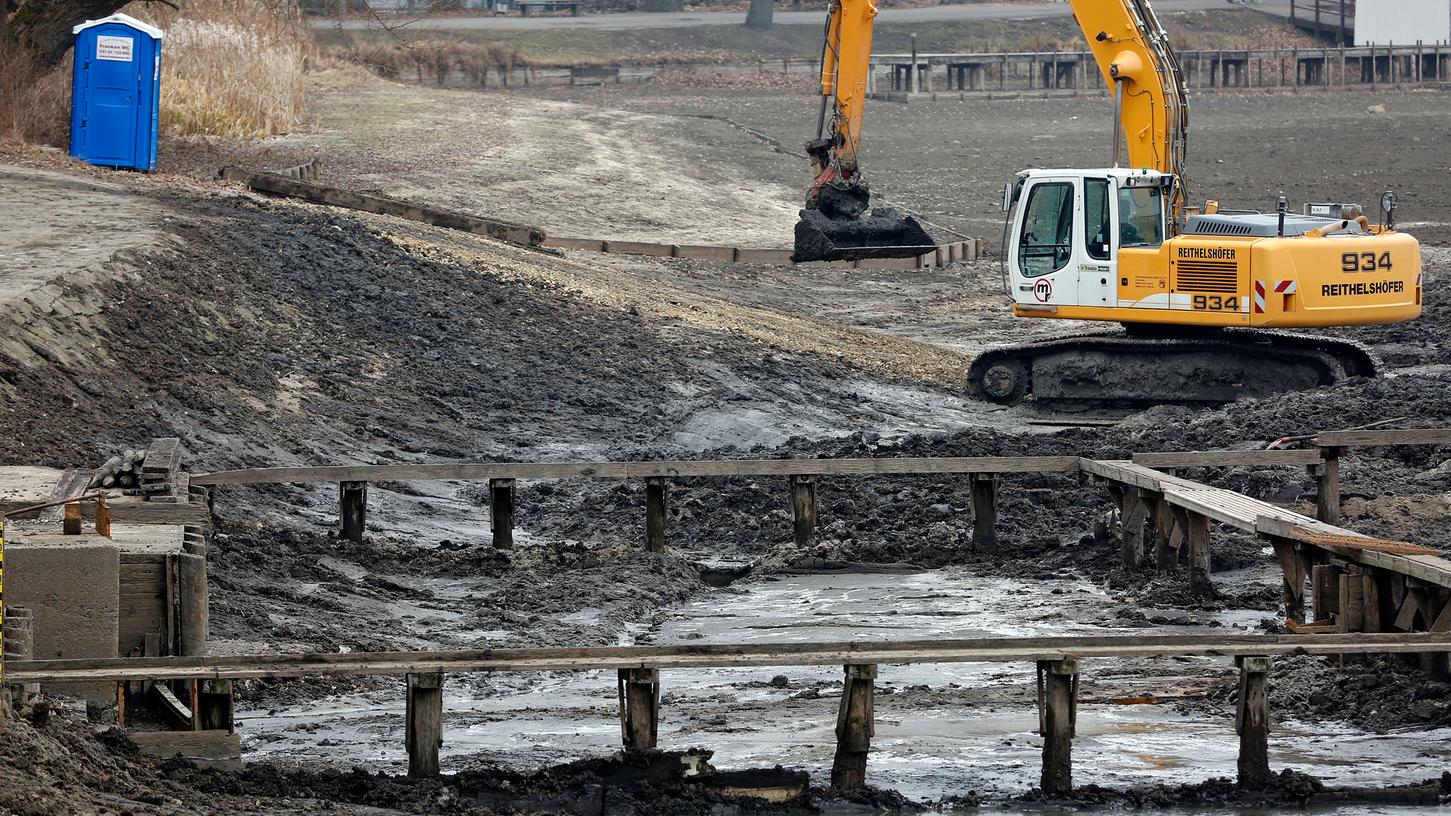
[790,181,936,263]
[792,207,937,263]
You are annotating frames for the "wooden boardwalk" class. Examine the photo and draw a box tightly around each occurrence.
[13,632,1451,792]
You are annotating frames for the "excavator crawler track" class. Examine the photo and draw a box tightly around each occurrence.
[966,329,1378,406]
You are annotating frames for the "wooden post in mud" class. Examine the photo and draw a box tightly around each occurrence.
[1311,564,1341,623]
[1152,497,1176,570]
[1119,487,1150,568]
[831,663,876,789]
[790,475,817,549]
[1312,447,1342,525]
[1037,657,1078,796]
[406,672,444,778]
[1338,570,1366,632]
[196,679,235,732]
[339,481,367,542]
[618,668,660,749]
[1269,537,1307,623]
[645,477,667,553]
[489,478,515,548]
[969,473,998,548]
[1185,511,1213,597]
[1235,656,1271,790]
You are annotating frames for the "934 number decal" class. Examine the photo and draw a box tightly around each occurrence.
[1192,295,1238,311]
[1342,251,1392,273]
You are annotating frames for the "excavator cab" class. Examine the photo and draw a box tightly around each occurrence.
[1002,169,1174,316]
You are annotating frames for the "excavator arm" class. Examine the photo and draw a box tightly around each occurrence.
[1069,0,1190,223]
[792,0,935,262]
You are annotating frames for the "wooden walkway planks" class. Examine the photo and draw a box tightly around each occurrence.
[1132,449,1324,469]
[1314,428,1451,447]
[13,633,1451,684]
[189,456,1085,486]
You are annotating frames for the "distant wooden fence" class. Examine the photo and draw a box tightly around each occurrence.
[871,41,1451,100]
[540,236,983,270]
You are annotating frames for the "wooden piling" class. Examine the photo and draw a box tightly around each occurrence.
[1313,447,1342,525]
[1119,487,1150,568]
[1186,512,1213,597]
[1363,572,1385,632]
[177,552,208,657]
[489,478,515,548]
[1235,656,1272,790]
[618,667,660,749]
[1338,570,1366,632]
[1269,537,1307,623]
[644,477,667,553]
[1311,563,1341,624]
[969,473,998,548]
[339,481,368,542]
[1149,497,1175,570]
[405,672,444,778]
[831,663,876,789]
[1037,657,1078,796]
[790,475,817,549]
[62,502,82,535]
[196,679,235,732]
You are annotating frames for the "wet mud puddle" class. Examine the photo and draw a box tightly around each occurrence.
[240,570,1451,806]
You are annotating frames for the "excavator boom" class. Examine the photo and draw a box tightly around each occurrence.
[1069,0,1190,222]
[791,0,935,263]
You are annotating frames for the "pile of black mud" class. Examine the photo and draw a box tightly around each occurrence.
[172,748,909,815]
[1050,768,1446,809]
[791,207,935,263]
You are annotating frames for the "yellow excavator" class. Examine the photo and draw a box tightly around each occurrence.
[796,0,1423,404]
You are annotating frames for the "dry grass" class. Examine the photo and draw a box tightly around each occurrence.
[0,44,72,146]
[125,0,308,137]
[338,39,529,88]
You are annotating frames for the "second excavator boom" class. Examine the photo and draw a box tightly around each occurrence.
[791,0,935,263]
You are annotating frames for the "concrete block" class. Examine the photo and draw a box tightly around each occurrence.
[672,244,737,261]
[7,533,119,703]
[736,248,795,265]
[540,236,606,252]
[604,240,674,257]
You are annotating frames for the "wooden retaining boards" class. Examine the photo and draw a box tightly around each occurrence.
[1132,449,1325,469]
[1314,428,1451,447]
[219,167,544,248]
[539,235,983,269]
[12,633,1451,684]
[189,455,1084,486]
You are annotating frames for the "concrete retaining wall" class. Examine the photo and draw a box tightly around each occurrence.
[8,534,120,702]
[540,237,983,269]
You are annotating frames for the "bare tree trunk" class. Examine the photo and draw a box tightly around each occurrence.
[744,0,773,31]
[9,0,134,65]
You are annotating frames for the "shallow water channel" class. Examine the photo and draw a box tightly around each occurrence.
[242,569,1451,810]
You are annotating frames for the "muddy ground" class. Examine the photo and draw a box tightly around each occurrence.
[1,63,1450,815]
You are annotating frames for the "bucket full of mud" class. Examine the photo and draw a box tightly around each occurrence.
[791,207,936,263]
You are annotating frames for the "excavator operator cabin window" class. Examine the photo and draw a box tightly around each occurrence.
[1018,182,1074,277]
[1118,185,1164,248]
[1085,178,1111,261]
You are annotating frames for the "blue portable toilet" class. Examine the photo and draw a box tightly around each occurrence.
[69,13,164,171]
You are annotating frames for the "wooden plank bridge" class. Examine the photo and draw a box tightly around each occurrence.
[13,632,1451,794]
[17,428,1445,794]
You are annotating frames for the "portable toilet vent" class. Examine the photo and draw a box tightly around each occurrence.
[69,13,164,171]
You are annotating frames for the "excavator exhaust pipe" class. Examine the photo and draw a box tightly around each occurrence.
[791,180,936,263]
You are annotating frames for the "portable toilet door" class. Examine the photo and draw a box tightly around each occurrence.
[70,13,164,171]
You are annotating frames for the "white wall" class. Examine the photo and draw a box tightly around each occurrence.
[1355,0,1451,45]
